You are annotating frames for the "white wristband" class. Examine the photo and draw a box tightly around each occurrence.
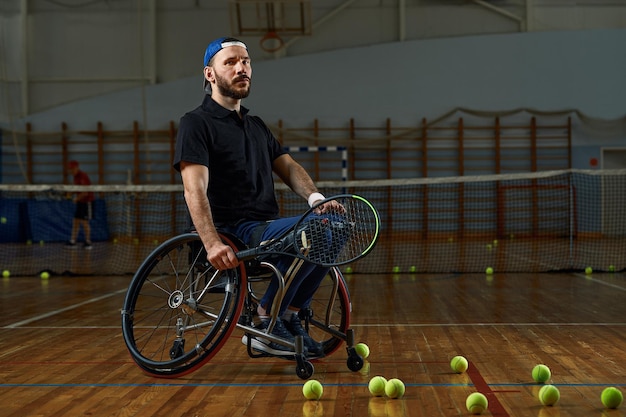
[307,192,325,207]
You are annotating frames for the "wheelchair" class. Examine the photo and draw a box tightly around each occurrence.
[121,232,365,379]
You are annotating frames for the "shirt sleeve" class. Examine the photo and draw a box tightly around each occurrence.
[173,113,211,172]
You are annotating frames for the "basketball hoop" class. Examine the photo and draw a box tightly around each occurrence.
[260,31,284,53]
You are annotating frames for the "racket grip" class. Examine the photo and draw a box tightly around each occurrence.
[235,247,261,261]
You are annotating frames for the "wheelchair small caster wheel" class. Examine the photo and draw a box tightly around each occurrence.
[169,339,185,359]
[347,354,364,372]
[296,359,314,380]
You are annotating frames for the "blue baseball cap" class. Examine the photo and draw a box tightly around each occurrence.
[203,37,248,89]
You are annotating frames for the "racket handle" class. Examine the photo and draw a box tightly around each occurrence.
[235,246,261,261]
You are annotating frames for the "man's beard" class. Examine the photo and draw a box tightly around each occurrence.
[215,73,251,99]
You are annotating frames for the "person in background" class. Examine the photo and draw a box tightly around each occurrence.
[65,160,94,249]
[173,37,341,357]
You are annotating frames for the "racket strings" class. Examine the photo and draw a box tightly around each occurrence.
[301,198,378,265]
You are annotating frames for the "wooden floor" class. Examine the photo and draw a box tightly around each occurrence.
[1,270,625,417]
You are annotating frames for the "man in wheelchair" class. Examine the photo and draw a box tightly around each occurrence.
[173,37,340,358]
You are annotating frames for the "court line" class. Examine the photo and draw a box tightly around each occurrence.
[4,322,626,330]
[3,288,128,329]
[467,360,509,417]
[0,381,623,388]
[351,322,626,327]
[574,273,626,291]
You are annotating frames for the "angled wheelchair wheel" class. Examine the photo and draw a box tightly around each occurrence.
[306,267,351,357]
[121,233,246,378]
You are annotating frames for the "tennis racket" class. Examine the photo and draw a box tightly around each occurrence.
[235,194,380,267]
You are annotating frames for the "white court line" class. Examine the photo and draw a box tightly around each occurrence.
[5,323,626,330]
[3,288,128,329]
[349,322,626,327]
[574,273,626,291]
[4,273,622,329]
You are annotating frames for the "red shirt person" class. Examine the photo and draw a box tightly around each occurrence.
[66,160,94,249]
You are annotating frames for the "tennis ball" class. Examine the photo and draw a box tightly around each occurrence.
[486,244,492,251]
[450,355,469,373]
[538,384,560,406]
[601,387,623,409]
[0,216,6,223]
[485,267,494,275]
[466,392,488,414]
[345,266,353,274]
[392,266,400,273]
[585,266,593,275]
[40,271,50,279]
[532,364,551,383]
[384,378,405,399]
[302,379,323,400]
[493,239,498,246]
[368,376,387,397]
[608,265,615,273]
[409,265,417,273]
[2,270,10,278]
[355,342,370,359]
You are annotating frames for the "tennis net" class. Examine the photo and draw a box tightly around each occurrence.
[0,169,624,276]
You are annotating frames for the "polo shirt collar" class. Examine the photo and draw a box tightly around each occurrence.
[202,95,249,118]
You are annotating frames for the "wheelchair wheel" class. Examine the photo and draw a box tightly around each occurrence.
[306,267,351,357]
[121,233,246,377]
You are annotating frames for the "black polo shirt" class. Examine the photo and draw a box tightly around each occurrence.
[173,95,286,226]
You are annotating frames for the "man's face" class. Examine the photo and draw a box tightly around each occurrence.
[210,46,251,99]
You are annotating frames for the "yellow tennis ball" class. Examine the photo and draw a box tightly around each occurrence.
[355,342,370,359]
[384,378,405,399]
[368,376,387,397]
[2,270,10,278]
[485,267,494,275]
[392,266,400,273]
[601,387,623,409]
[302,379,323,400]
[585,266,593,275]
[532,364,551,383]
[538,384,560,406]
[40,271,50,279]
[450,355,469,373]
[0,216,7,223]
[409,265,417,273]
[608,265,615,273]
[466,392,488,414]
[345,266,353,274]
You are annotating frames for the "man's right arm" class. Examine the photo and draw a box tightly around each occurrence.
[180,161,239,270]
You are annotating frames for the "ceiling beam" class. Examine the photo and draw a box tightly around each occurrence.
[471,0,525,31]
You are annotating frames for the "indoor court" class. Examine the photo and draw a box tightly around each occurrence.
[2,1,626,416]
[1,170,625,417]
[0,268,625,416]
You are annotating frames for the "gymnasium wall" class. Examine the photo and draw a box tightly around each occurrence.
[10,29,626,135]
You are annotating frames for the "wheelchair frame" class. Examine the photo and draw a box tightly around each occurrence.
[121,232,364,379]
